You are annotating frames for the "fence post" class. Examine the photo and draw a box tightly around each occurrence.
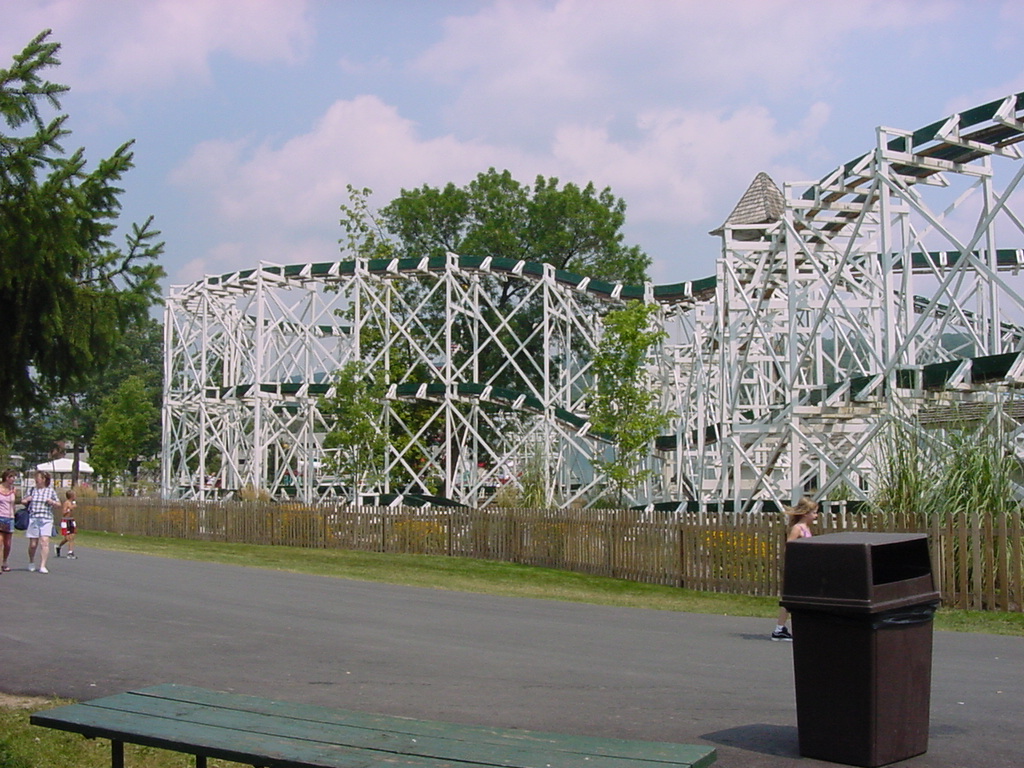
[677,522,686,589]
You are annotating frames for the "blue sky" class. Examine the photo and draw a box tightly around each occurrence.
[4,0,1024,290]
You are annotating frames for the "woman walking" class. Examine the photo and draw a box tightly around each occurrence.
[0,469,17,572]
[771,496,819,641]
[23,470,61,573]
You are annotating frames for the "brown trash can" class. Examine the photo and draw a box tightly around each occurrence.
[780,532,941,767]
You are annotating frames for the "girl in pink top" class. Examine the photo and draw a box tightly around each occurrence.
[0,469,18,572]
[772,496,819,641]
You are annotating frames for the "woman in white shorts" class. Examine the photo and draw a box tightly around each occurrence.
[23,470,61,573]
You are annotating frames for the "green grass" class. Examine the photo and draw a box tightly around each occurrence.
[78,531,1024,635]
[0,700,248,767]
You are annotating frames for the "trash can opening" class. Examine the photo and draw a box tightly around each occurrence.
[872,537,931,585]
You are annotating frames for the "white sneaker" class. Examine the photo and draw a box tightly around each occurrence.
[28,563,37,572]
[38,566,48,574]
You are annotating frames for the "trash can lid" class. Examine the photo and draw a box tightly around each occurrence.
[781,532,940,614]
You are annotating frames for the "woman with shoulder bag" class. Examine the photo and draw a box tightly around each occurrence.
[23,470,61,574]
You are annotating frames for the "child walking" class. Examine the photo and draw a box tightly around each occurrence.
[56,490,77,559]
[771,496,819,641]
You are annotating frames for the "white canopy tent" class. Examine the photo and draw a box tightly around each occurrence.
[34,458,94,488]
[35,458,94,474]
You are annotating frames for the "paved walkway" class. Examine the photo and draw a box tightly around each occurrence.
[1,548,1020,767]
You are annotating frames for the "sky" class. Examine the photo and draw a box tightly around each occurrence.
[4,0,1024,292]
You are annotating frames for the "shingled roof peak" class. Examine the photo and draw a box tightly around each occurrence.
[710,171,785,237]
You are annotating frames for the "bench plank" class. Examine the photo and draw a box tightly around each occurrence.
[31,685,716,768]
[162,686,699,759]
[32,705,467,768]
[131,685,708,765]
[40,699,677,768]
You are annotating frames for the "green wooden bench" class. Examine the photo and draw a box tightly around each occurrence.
[31,684,716,768]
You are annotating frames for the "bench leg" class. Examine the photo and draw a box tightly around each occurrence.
[111,740,124,768]
[195,756,207,768]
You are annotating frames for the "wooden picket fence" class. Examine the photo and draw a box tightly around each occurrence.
[76,498,1023,612]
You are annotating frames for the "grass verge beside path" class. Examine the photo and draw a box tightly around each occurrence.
[79,532,1024,636]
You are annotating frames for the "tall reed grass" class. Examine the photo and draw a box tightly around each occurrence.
[873,417,1024,610]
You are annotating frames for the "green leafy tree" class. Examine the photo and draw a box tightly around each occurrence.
[380,168,650,284]
[339,184,396,261]
[0,31,165,433]
[337,175,651,499]
[587,302,669,504]
[376,170,650,392]
[90,375,160,492]
[319,361,389,505]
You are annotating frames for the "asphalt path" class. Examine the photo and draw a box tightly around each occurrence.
[1,547,1021,767]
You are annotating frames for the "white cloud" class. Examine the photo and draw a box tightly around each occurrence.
[24,0,961,284]
[1,0,312,93]
[171,95,527,256]
[5,0,1017,290]
[171,90,833,279]
[415,0,953,142]
[549,102,831,223]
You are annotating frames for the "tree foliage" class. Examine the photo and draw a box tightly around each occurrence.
[319,361,389,503]
[339,184,395,261]
[379,168,650,285]
[332,172,651,501]
[9,316,164,470]
[90,374,160,487]
[588,302,669,503]
[0,30,165,432]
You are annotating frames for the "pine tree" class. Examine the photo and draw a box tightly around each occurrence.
[0,30,165,432]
